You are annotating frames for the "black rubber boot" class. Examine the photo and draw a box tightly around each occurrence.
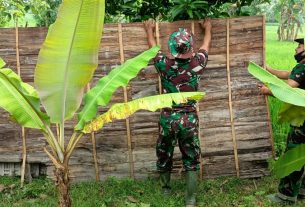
[160,171,171,196]
[185,171,198,207]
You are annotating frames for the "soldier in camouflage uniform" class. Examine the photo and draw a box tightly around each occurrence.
[258,38,305,204]
[144,19,212,207]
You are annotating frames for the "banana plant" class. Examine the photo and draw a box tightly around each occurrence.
[0,0,205,206]
[248,62,305,179]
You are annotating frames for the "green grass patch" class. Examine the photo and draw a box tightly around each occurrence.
[1,175,305,207]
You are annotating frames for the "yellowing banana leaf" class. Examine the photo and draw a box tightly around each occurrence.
[75,46,160,131]
[34,0,105,124]
[248,62,305,126]
[273,144,305,178]
[278,103,305,127]
[82,92,204,133]
[0,58,5,68]
[0,65,49,130]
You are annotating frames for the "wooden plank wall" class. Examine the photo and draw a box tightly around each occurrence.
[0,16,273,181]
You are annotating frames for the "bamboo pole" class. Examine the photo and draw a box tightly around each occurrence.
[226,19,240,177]
[86,84,100,181]
[118,23,134,178]
[15,19,27,187]
[191,21,204,180]
[155,22,162,95]
[262,15,275,158]
[91,130,100,181]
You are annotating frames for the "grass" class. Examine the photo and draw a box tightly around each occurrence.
[1,175,305,207]
[1,25,305,207]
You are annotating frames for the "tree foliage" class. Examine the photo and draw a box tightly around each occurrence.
[261,0,305,40]
[0,0,29,26]
[0,0,273,26]
[29,0,61,26]
[105,0,271,22]
[277,0,305,41]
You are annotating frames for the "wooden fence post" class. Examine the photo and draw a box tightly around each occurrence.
[15,19,28,187]
[118,23,134,178]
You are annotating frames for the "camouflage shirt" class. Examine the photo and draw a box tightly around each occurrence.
[289,63,305,89]
[153,49,208,111]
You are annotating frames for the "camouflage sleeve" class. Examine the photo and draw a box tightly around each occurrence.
[153,50,167,73]
[289,64,305,85]
[192,49,208,75]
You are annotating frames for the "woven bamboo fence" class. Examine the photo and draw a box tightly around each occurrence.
[0,16,274,181]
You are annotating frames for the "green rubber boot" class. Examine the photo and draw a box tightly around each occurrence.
[160,171,171,196]
[185,171,198,207]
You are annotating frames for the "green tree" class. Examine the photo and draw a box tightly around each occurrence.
[0,0,204,206]
[29,0,62,27]
[105,0,270,22]
[105,0,172,22]
[265,0,305,40]
[0,0,29,27]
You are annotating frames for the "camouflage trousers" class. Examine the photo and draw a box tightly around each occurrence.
[156,109,201,172]
[278,126,305,201]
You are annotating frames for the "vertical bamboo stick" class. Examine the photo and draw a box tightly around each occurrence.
[21,127,26,187]
[191,21,204,180]
[262,15,275,158]
[155,22,162,95]
[118,23,134,178]
[226,19,240,177]
[86,84,100,181]
[15,19,27,186]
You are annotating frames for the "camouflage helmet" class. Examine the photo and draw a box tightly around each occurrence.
[168,28,194,59]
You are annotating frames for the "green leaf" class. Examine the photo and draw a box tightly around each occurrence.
[0,66,49,130]
[248,62,305,126]
[170,5,185,20]
[0,58,5,68]
[75,46,160,130]
[82,92,205,133]
[187,9,193,19]
[273,144,305,178]
[278,103,305,127]
[34,0,105,123]
[268,83,305,107]
[248,62,287,87]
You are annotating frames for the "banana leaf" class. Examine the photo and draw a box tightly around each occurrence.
[0,58,4,68]
[248,62,305,126]
[34,0,105,124]
[278,103,305,127]
[75,46,160,131]
[273,144,305,178]
[248,62,287,87]
[82,92,204,133]
[0,62,49,130]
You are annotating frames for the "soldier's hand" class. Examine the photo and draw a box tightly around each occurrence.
[199,18,212,30]
[257,84,271,95]
[144,19,155,32]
